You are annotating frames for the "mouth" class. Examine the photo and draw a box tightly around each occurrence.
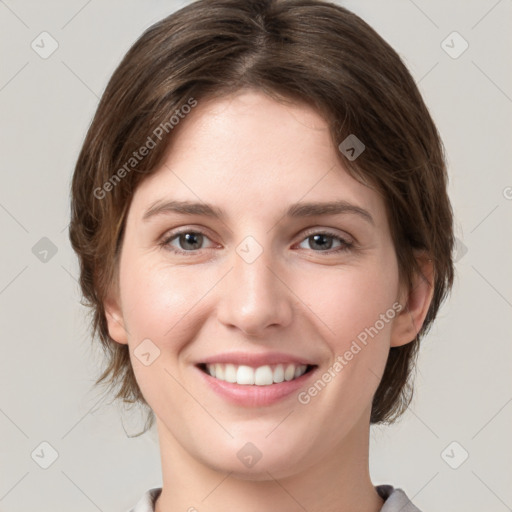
[194,351,320,406]
[196,362,317,386]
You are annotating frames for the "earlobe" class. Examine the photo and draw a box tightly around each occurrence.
[104,290,129,345]
[390,255,435,348]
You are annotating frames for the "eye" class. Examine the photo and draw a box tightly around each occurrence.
[161,230,216,254]
[297,231,353,253]
[160,228,354,255]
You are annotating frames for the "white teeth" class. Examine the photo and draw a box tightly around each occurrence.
[273,364,284,383]
[215,363,224,380]
[236,365,255,385]
[284,364,296,381]
[204,363,308,385]
[254,365,274,386]
[224,363,237,383]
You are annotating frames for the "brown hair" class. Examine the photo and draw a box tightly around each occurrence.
[69,0,454,435]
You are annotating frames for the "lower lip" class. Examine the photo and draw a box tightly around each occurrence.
[195,365,318,407]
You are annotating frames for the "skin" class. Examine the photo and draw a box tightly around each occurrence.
[105,89,433,512]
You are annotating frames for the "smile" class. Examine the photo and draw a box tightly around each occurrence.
[195,361,318,407]
[198,363,314,386]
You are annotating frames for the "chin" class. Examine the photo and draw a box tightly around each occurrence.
[200,445,308,482]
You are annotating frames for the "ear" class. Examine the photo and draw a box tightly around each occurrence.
[390,253,434,348]
[103,285,129,345]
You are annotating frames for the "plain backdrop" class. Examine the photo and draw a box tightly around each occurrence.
[0,1,511,511]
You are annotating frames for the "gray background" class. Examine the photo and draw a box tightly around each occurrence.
[1,0,511,511]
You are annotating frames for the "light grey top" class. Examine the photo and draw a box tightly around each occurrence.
[127,484,422,511]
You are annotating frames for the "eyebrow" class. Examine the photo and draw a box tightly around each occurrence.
[143,199,374,225]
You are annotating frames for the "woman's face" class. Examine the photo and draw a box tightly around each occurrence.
[106,89,413,478]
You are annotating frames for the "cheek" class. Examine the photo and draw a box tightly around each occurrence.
[119,256,207,341]
[302,256,400,348]
[118,258,208,402]
[296,260,400,412]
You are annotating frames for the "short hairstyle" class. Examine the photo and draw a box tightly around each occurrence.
[69,0,454,434]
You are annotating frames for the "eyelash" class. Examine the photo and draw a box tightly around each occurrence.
[159,228,354,255]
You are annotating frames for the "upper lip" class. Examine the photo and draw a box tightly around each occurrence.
[198,352,317,367]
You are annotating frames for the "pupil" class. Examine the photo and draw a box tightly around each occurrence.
[311,234,332,250]
[181,232,202,250]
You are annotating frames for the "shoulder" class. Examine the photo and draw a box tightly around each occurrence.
[126,487,162,512]
[376,484,423,512]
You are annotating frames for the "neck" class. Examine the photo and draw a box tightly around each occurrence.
[154,411,384,512]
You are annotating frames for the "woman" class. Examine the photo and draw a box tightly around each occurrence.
[69,1,454,510]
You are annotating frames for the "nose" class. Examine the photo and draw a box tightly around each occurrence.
[216,244,294,337]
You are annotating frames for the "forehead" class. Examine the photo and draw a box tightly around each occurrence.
[128,90,385,226]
